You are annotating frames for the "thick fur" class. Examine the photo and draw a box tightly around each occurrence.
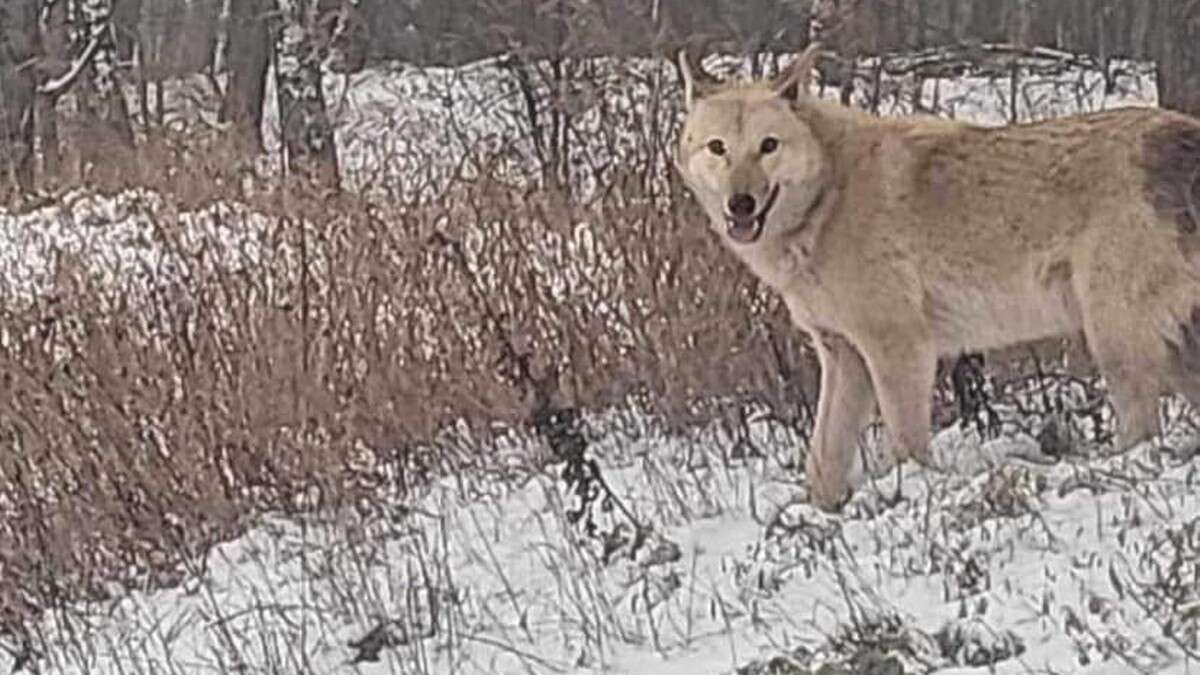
[675,45,1200,510]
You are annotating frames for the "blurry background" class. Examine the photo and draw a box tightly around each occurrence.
[0,0,1197,195]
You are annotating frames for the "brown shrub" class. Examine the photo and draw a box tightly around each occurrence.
[0,134,817,635]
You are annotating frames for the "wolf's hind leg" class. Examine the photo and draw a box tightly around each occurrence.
[1101,363,1164,450]
[1070,230,1198,450]
[1076,292,1169,450]
[1165,306,1200,424]
[806,332,876,511]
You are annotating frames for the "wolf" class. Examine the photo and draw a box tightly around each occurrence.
[674,44,1200,510]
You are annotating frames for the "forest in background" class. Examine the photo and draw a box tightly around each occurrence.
[0,0,1197,197]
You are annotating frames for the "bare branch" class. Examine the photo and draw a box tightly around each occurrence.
[38,36,104,97]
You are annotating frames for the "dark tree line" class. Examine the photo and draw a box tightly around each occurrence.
[810,0,1199,117]
[0,0,1196,197]
[0,0,348,196]
[0,0,40,194]
[356,0,1198,117]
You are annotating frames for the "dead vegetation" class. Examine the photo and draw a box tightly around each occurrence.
[0,113,817,641]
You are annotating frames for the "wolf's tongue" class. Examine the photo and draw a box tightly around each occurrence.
[727,217,762,244]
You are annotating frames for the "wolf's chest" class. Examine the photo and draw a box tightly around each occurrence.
[751,252,826,331]
[733,238,819,292]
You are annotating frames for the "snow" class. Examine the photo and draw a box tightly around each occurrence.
[0,190,265,302]
[2,50,1195,674]
[14,412,1200,674]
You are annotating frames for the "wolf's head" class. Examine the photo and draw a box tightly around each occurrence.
[675,45,829,249]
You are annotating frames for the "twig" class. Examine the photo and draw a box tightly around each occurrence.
[458,633,571,673]
[39,37,104,97]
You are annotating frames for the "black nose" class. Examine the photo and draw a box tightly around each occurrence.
[727,193,757,218]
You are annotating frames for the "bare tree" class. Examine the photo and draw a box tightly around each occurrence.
[220,0,271,153]
[327,0,367,73]
[273,0,340,189]
[0,0,40,194]
[1153,0,1200,116]
[135,0,219,127]
[75,0,136,186]
[135,0,179,125]
[36,0,70,184]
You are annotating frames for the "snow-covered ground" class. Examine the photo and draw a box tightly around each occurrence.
[0,190,265,300]
[13,407,1200,674]
[1,52,1192,674]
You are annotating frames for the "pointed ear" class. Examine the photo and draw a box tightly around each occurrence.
[772,42,822,103]
[677,49,721,110]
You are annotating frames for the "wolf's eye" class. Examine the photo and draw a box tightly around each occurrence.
[760,137,780,154]
[706,139,726,156]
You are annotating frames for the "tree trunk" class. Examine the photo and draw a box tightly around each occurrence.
[179,0,221,76]
[327,0,367,73]
[113,0,141,62]
[220,0,271,153]
[77,0,137,187]
[1156,0,1200,117]
[1131,0,1155,58]
[0,0,41,194]
[273,0,340,190]
[1011,0,1034,47]
[36,0,71,185]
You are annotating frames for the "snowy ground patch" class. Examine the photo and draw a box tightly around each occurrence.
[10,407,1200,674]
[0,190,265,301]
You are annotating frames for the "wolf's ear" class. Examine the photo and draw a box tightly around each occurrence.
[772,42,822,103]
[677,49,721,110]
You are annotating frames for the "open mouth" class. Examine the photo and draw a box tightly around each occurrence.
[725,184,781,244]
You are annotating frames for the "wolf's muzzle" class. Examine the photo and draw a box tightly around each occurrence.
[725,184,781,244]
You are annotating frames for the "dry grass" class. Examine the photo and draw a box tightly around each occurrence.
[0,113,818,643]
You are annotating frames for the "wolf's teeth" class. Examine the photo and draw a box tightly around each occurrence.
[726,217,763,244]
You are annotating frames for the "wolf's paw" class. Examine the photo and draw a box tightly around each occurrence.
[899,444,946,474]
[806,481,851,513]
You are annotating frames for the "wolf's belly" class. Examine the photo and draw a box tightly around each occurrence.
[928,277,1084,354]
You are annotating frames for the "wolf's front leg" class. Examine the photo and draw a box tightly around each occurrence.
[860,337,938,467]
[806,332,877,511]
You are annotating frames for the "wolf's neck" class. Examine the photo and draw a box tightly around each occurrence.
[793,97,878,150]
[792,97,908,196]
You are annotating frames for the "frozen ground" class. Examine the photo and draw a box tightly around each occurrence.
[10,407,1200,674]
[0,190,265,300]
[0,52,1190,674]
